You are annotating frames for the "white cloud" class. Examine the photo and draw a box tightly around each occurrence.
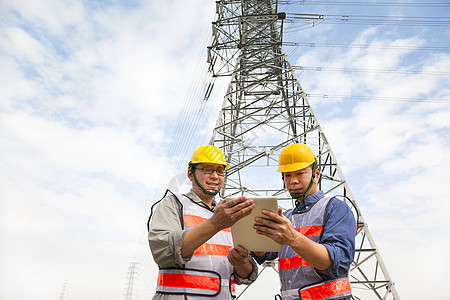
[0,111,169,186]
[6,0,85,33]
[1,27,47,64]
[1,1,449,299]
[1,1,217,298]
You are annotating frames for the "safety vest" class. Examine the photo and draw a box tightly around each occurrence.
[155,190,236,299]
[277,196,351,300]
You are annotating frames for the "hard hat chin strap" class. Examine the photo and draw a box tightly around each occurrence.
[191,166,219,196]
[287,161,317,201]
[290,179,313,200]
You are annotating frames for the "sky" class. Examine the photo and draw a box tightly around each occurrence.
[1,0,449,299]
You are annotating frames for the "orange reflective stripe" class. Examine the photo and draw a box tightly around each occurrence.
[184,214,231,232]
[295,225,322,237]
[157,272,220,291]
[194,243,232,256]
[300,278,351,300]
[279,255,311,270]
[183,214,205,226]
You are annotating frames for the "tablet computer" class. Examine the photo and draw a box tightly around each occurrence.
[230,196,282,252]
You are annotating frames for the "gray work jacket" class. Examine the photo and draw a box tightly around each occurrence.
[148,189,258,300]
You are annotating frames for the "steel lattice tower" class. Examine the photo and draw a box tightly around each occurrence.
[123,262,139,300]
[207,1,400,299]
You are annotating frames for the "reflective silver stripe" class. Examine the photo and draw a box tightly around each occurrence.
[279,288,299,300]
[157,286,218,296]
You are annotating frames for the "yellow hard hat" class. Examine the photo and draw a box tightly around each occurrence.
[277,143,316,173]
[188,145,229,169]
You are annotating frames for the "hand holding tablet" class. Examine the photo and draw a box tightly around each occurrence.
[229,196,282,252]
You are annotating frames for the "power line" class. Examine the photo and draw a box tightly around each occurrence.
[284,42,450,52]
[286,13,450,27]
[293,65,450,76]
[285,1,450,7]
[306,93,450,104]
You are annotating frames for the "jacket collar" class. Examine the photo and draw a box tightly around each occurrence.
[187,189,217,209]
[294,190,324,212]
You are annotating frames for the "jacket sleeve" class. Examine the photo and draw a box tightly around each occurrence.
[316,197,356,279]
[148,195,193,267]
[234,256,259,285]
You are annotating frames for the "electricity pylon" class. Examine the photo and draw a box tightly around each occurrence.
[123,262,139,300]
[58,281,68,300]
[207,1,400,299]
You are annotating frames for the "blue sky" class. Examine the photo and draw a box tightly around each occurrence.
[1,1,449,299]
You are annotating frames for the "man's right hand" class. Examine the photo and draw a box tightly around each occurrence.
[210,196,255,230]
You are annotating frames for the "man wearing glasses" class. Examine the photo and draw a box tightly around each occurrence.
[148,145,258,300]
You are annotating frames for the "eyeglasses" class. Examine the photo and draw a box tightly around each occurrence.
[195,166,226,176]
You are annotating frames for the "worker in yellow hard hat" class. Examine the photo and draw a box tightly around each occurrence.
[187,144,230,197]
[148,145,258,300]
[277,143,319,201]
[252,143,357,300]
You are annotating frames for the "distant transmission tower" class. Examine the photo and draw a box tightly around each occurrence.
[123,262,139,300]
[58,281,67,300]
[207,1,400,299]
